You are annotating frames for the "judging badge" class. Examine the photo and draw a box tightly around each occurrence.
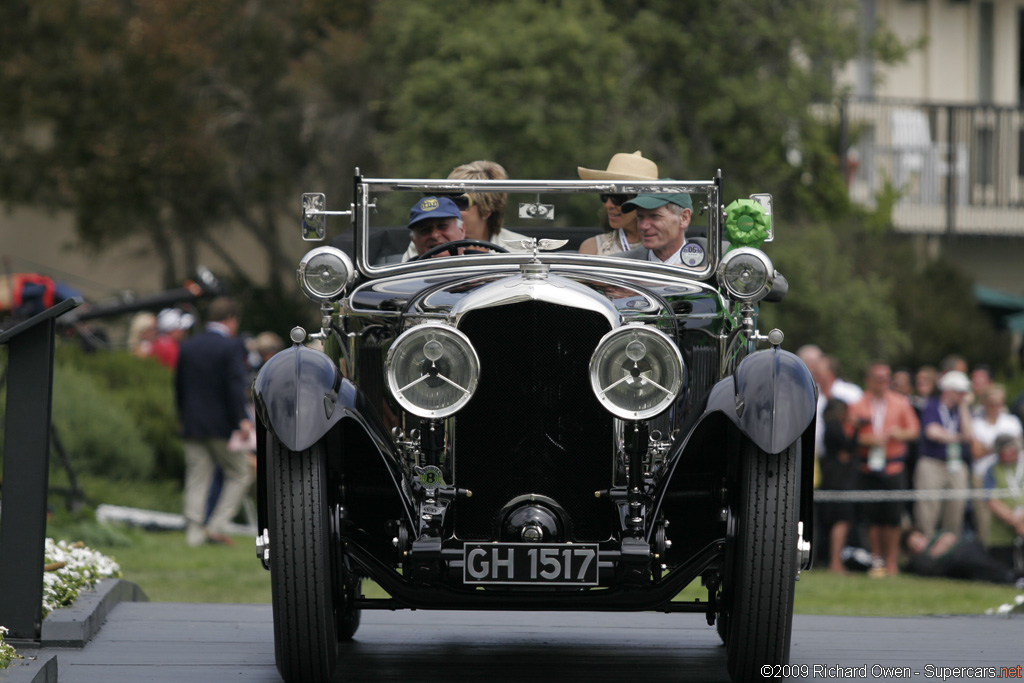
[946,442,963,473]
[867,446,886,473]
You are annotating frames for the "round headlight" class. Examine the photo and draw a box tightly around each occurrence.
[297,246,354,302]
[386,324,480,418]
[716,247,774,303]
[589,325,684,421]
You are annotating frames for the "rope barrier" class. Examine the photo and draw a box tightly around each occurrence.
[813,488,1018,502]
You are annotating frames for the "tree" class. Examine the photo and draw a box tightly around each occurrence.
[363,0,907,216]
[0,0,372,298]
[609,0,911,211]
[890,257,1011,372]
[760,213,911,380]
[366,0,652,184]
[762,205,1010,379]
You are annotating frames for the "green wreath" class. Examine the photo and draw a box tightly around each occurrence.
[724,199,771,250]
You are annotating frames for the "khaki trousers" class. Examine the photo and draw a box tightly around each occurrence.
[183,437,254,546]
[913,456,969,537]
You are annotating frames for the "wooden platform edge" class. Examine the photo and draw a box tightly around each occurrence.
[39,579,148,649]
[0,654,57,683]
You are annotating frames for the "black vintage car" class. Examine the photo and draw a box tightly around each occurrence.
[252,173,817,682]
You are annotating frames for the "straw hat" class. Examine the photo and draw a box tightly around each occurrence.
[577,151,659,181]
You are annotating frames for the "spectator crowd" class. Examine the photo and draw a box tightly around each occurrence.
[801,345,1024,587]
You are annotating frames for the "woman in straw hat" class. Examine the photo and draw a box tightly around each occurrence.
[576,151,659,256]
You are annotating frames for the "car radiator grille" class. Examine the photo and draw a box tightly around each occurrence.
[354,329,387,419]
[686,343,719,409]
[453,301,615,541]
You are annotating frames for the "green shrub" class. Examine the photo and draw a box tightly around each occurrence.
[54,345,184,480]
[1,343,184,489]
[50,362,155,480]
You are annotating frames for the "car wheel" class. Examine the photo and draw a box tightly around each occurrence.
[267,433,359,682]
[724,439,799,681]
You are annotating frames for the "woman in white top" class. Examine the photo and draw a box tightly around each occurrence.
[971,384,1023,478]
[576,151,659,256]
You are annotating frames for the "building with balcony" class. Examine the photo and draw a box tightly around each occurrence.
[834,0,1024,305]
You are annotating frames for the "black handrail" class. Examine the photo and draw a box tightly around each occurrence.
[0,296,81,640]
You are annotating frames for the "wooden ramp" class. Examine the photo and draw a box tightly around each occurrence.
[5,593,1023,682]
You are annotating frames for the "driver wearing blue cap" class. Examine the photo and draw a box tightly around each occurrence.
[403,196,467,262]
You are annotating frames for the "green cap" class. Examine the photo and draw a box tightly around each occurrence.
[621,180,693,212]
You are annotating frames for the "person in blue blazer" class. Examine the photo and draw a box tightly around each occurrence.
[175,296,252,546]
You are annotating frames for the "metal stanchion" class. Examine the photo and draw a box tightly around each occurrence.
[0,297,81,641]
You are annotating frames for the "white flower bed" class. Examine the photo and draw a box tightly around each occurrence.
[986,592,1024,616]
[41,538,123,617]
[0,538,122,669]
[0,626,16,669]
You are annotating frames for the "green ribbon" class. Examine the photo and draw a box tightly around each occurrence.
[724,199,771,250]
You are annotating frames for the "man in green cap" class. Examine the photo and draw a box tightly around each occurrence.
[615,187,708,266]
[614,184,789,300]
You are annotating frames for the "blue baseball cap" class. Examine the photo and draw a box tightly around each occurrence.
[408,196,463,230]
[621,179,693,212]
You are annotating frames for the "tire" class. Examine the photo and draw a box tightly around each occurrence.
[724,440,799,682]
[267,433,360,683]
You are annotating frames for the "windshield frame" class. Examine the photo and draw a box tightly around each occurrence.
[349,175,723,281]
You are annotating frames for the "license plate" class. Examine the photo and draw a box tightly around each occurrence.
[462,543,599,585]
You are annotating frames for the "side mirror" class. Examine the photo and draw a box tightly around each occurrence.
[302,193,327,241]
[748,193,774,242]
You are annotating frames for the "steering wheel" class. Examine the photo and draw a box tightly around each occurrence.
[408,239,509,261]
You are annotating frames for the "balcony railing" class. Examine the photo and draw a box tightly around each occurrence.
[833,97,1024,236]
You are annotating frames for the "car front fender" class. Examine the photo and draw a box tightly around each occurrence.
[705,347,817,455]
[253,345,414,561]
[252,343,346,453]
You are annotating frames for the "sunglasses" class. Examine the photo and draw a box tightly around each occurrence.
[599,193,636,206]
[435,193,474,210]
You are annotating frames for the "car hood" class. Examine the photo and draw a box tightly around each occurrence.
[348,266,726,326]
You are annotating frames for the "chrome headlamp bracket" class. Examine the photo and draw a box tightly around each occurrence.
[296,246,355,303]
[716,247,774,303]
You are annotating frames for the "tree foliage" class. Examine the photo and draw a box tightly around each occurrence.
[0,0,370,295]
[761,217,910,379]
[367,0,651,181]
[762,212,1010,380]
[365,0,903,209]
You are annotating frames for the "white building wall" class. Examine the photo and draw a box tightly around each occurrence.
[841,0,1021,106]
[837,1,1024,297]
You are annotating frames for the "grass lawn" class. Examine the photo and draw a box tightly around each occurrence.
[671,567,1020,616]
[793,568,1021,616]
